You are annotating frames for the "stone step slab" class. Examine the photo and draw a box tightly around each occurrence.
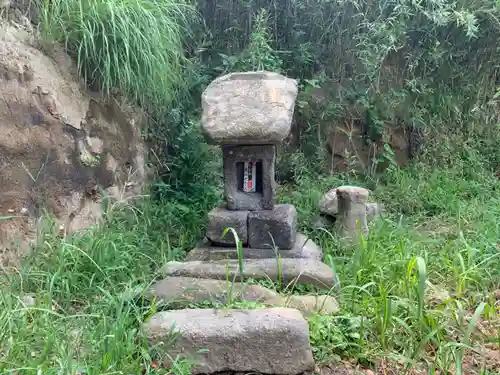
[143,307,315,375]
[147,276,339,315]
[147,276,277,306]
[160,258,339,290]
[187,233,323,262]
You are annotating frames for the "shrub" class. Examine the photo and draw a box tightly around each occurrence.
[195,0,500,174]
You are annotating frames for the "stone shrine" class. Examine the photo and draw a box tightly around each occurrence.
[188,71,321,260]
[146,72,340,375]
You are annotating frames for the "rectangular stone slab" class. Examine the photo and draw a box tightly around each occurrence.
[143,307,314,375]
[147,276,278,306]
[160,258,338,290]
[223,144,275,211]
[187,233,322,261]
[248,204,297,249]
[146,277,339,316]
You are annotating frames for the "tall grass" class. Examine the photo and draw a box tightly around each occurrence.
[285,151,500,372]
[0,188,217,374]
[39,0,195,112]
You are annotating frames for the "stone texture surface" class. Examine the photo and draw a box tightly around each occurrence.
[327,122,418,174]
[160,258,338,290]
[187,233,323,262]
[223,144,275,211]
[206,205,249,246]
[0,22,147,263]
[319,188,338,216]
[336,186,370,239]
[144,307,315,375]
[265,295,340,316]
[248,204,297,249]
[201,71,298,145]
[147,276,277,306]
[319,187,383,224]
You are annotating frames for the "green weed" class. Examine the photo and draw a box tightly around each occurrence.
[0,192,213,374]
[39,0,194,112]
[299,161,498,372]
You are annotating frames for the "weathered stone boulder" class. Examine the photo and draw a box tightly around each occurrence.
[0,22,147,262]
[143,308,315,375]
[201,71,298,145]
[319,188,339,216]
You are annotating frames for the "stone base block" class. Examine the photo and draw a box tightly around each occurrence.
[187,233,322,261]
[144,308,314,375]
[206,205,249,246]
[248,204,297,249]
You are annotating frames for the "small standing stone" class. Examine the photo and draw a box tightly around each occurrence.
[336,186,370,239]
[248,204,297,249]
[205,205,249,246]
